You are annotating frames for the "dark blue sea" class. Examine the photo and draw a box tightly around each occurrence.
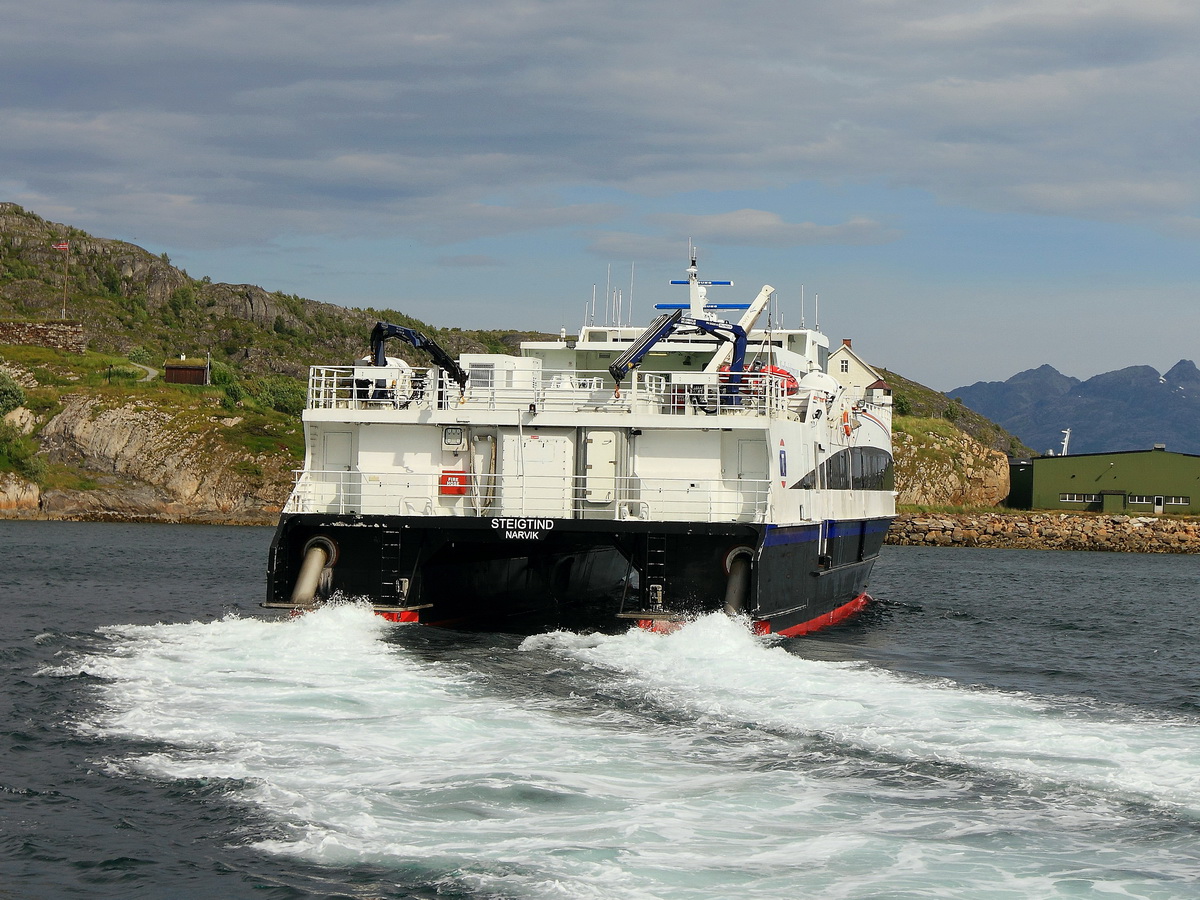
[3,519,1199,899]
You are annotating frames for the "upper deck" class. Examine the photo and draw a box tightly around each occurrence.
[304,361,823,422]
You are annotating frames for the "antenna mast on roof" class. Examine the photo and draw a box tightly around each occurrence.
[604,264,612,325]
[628,262,636,325]
[1060,428,1071,456]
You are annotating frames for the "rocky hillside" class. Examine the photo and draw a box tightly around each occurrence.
[1,202,1023,519]
[893,418,1010,507]
[1,352,296,523]
[0,202,524,377]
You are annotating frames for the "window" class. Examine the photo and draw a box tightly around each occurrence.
[1060,493,1100,503]
[797,447,895,492]
[840,359,850,373]
[1166,496,1190,505]
[468,363,495,389]
[1129,495,1152,504]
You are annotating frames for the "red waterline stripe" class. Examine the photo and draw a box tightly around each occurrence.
[760,592,872,637]
[377,610,421,623]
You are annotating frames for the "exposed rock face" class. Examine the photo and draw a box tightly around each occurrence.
[893,427,1009,507]
[36,394,292,522]
[0,472,39,511]
[201,283,295,330]
[3,406,36,434]
[889,512,1200,553]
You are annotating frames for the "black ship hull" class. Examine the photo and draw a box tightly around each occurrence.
[265,513,891,636]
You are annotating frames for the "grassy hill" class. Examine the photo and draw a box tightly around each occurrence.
[0,202,539,377]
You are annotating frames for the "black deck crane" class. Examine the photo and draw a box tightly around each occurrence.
[369,322,468,393]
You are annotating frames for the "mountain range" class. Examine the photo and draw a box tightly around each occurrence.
[950,361,1200,456]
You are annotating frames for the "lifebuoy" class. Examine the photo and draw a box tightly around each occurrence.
[842,410,852,436]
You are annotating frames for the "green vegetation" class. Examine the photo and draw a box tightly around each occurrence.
[38,463,101,492]
[245,374,307,416]
[0,202,560,494]
[0,338,306,487]
[224,412,305,459]
[894,415,960,439]
[0,420,45,481]
[0,370,23,415]
[897,502,1008,515]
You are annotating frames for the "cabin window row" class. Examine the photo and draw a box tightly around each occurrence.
[1060,493,1190,505]
[796,447,894,492]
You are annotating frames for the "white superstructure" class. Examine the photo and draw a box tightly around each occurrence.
[268,259,895,636]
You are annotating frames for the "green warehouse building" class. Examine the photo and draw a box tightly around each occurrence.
[1008,445,1200,515]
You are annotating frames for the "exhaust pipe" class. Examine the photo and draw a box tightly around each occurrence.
[291,537,338,605]
[722,552,752,616]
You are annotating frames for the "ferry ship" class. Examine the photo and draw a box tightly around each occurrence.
[264,258,895,636]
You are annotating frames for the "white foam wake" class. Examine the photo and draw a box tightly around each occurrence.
[72,605,1200,900]
[526,613,1200,813]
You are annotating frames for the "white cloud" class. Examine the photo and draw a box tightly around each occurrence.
[4,0,1200,244]
[649,210,900,247]
[5,0,1200,391]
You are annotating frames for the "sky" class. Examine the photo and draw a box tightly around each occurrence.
[3,0,1199,391]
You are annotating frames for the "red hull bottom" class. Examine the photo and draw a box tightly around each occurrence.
[765,592,871,637]
[316,593,872,639]
[635,592,872,637]
[377,610,421,624]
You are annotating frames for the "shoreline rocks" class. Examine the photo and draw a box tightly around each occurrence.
[888,512,1200,553]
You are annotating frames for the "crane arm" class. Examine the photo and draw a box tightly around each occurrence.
[607,309,749,390]
[369,322,468,391]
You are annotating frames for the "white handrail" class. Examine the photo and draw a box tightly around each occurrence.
[306,365,805,418]
[284,468,770,524]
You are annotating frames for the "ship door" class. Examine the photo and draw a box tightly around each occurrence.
[499,430,575,517]
[581,429,620,518]
[737,439,769,518]
[322,431,357,513]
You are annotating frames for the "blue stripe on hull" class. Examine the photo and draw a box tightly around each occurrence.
[753,517,890,632]
[763,523,821,547]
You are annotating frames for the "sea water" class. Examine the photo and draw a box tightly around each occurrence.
[3,520,1199,898]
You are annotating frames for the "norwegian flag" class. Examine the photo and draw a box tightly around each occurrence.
[52,241,69,250]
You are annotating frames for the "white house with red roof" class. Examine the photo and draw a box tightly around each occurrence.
[828,338,891,406]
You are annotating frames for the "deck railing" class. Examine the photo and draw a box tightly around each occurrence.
[283,469,771,524]
[306,365,808,419]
